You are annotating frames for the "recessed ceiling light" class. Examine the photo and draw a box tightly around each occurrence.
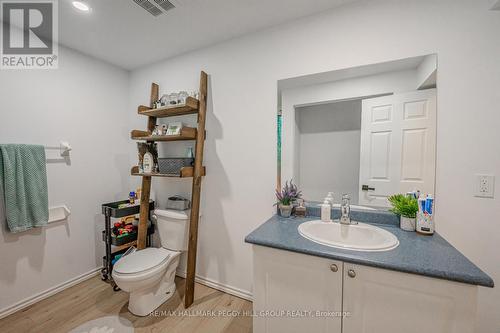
[72,1,90,12]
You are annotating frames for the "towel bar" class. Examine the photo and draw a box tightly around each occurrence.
[44,142,72,156]
[48,205,71,223]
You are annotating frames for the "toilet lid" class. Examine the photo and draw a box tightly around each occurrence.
[113,248,170,274]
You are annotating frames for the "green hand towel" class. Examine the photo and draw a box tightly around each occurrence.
[0,144,49,233]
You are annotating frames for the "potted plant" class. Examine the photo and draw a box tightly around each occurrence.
[275,180,302,218]
[388,194,418,231]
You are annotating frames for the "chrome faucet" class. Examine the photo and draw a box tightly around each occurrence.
[340,194,357,225]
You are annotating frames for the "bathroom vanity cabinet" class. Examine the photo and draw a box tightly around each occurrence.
[252,245,477,333]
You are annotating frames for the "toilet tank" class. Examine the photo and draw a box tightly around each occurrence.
[153,209,190,251]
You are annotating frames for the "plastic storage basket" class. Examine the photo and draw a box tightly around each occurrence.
[166,195,191,210]
[158,158,194,175]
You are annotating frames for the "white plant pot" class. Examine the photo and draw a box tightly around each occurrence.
[279,205,293,218]
[400,216,416,231]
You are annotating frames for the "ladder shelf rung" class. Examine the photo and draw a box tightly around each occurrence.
[131,166,206,178]
[131,127,197,141]
[137,96,199,118]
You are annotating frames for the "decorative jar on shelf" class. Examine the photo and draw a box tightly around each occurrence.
[168,92,179,105]
[178,91,189,104]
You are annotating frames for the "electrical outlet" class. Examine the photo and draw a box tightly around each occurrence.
[474,174,495,198]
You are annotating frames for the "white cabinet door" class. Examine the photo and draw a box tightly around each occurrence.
[358,89,436,207]
[342,263,477,333]
[253,246,343,333]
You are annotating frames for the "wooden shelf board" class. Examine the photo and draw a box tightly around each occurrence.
[131,166,205,178]
[131,127,197,142]
[138,97,199,118]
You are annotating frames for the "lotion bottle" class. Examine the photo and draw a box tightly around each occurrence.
[142,152,154,174]
[321,200,331,222]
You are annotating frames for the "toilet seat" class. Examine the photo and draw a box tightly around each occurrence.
[113,248,179,283]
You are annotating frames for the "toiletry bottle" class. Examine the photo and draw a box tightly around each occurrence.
[325,192,334,206]
[295,199,307,217]
[143,152,154,173]
[425,195,434,215]
[321,200,331,222]
[417,195,425,214]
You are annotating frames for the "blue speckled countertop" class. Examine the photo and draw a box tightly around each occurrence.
[245,215,494,288]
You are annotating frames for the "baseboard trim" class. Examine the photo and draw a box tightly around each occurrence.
[176,270,253,302]
[0,267,251,319]
[0,267,101,319]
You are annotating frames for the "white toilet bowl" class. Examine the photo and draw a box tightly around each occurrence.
[112,209,190,316]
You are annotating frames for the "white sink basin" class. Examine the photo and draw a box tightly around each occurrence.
[298,220,399,252]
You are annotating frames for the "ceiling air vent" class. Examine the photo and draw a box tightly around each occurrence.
[133,0,175,17]
[154,0,175,12]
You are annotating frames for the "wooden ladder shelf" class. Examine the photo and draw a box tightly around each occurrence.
[133,71,208,308]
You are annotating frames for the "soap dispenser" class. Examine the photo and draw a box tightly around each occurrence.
[321,199,331,222]
[325,192,334,206]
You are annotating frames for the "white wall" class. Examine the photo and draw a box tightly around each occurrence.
[0,47,130,314]
[129,1,500,330]
[296,100,362,203]
[281,69,417,185]
[417,54,438,89]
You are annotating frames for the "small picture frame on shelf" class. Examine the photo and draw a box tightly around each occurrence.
[166,122,183,136]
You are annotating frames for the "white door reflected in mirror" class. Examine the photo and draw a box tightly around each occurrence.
[358,90,436,207]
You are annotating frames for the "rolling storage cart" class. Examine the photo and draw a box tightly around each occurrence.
[101,199,155,290]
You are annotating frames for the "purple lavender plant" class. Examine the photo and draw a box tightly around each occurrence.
[275,180,302,206]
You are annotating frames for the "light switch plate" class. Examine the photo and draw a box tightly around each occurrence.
[474,174,495,198]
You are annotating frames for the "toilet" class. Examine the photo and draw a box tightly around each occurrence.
[112,209,190,316]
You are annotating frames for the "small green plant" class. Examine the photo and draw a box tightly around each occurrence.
[388,194,418,218]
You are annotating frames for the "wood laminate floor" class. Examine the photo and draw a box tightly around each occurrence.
[0,276,253,333]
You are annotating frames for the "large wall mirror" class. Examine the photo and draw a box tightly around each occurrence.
[277,55,437,209]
